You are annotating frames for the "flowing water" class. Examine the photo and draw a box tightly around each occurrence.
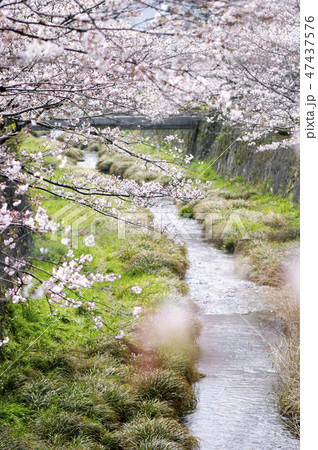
[77,151,100,169]
[150,199,299,450]
[79,154,299,449]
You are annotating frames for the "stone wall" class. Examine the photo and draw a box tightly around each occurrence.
[191,123,300,202]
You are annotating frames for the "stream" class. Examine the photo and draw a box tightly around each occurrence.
[79,151,299,449]
[151,199,299,450]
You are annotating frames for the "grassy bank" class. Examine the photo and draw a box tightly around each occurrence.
[0,141,200,449]
[97,144,173,186]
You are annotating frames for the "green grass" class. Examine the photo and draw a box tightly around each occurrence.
[0,137,199,448]
[134,369,196,416]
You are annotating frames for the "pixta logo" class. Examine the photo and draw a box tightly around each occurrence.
[51,204,99,249]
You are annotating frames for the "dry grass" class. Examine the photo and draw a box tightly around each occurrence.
[274,290,300,437]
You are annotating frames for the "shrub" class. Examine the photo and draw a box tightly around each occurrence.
[87,378,138,421]
[158,175,172,186]
[87,336,130,362]
[143,173,159,182]
[158,353,201,385]
[87,141,101,152]
[223,234,238,253]
[100,430,121,449]
[247,242,286,286]
[56,384,119,427]
[0,402,32,427]
[267,227,300,242]
[220,189,256,200]
[96,151,172,185]
[1,367,43,394]
[97,146,109,157]
[137,437,181,449]
[277,356,300,437]
[109,161,132,178]
[0,426,32,450]
[17,379,57,410]
[123,165,138,179]
[26,353,75,376]
[261,211,287,228]
[230,199,251,209]
[275,290,300,437]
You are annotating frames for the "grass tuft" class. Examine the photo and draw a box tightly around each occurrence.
[134,369,196,415]
[179,204,195,219]
[0,426,33,450]
[125,250,187,279]
[34,409,105,443]
[136,399,175,419]
[115,417,198,449]
[274,290,300,437]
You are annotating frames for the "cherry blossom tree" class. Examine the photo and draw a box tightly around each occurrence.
[0,0,299,343]
[205,0,300,151]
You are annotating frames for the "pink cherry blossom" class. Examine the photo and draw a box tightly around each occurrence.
[131,286,142,294]
[94,316,103,330]
[132,306,143,318]
[105,273,119,282]
[115,330,124,340]
[84,234,95,247]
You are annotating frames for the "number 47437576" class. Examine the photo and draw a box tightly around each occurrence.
[305,16,315,79]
